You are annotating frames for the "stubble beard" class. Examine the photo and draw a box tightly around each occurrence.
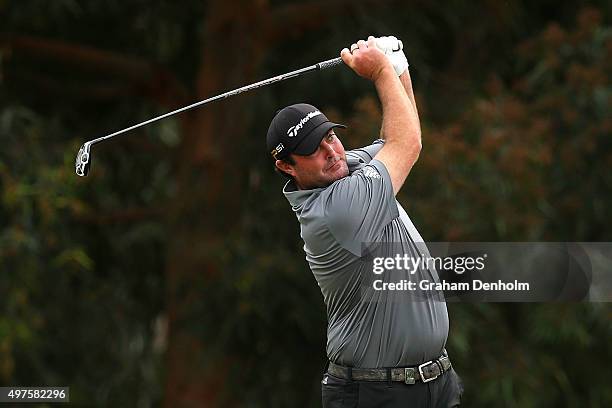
[296,157,348,190]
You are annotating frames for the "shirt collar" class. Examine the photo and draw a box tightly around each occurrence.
[282,180,323,209]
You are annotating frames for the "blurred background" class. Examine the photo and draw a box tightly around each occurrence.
[1,0,611,406]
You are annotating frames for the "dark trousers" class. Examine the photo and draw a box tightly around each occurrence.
[321,368,464,408]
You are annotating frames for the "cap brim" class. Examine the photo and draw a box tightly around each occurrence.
[292,122,347,156]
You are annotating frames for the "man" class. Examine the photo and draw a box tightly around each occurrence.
[266,36,463,407]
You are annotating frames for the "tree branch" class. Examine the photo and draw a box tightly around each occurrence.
[7,70,134,101]
[1,34,189,107]
[74,206,166,225]
[263,0,386,44]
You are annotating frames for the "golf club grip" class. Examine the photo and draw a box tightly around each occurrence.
[317,57,344,70]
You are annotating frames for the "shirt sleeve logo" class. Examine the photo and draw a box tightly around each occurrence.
[363,166,381,179]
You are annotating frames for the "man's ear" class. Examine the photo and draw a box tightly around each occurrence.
[275,159,296,176]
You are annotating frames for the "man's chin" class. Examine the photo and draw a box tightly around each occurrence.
[299,166,348,189]
[325,165,349,184]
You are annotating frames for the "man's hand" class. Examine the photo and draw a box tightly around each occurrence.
[375,36,409,76]
[340,37,395,82]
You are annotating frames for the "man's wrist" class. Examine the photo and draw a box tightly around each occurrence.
[372,65,398,84]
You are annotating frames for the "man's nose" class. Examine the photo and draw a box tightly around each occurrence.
[321,141,336,157]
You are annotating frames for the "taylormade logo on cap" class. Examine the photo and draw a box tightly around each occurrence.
[266,103,346,160]
[287,110,322,138]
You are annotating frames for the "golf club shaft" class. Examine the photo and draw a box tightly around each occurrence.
[88,57,344,146]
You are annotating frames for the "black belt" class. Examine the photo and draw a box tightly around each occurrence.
[328,352,452,385]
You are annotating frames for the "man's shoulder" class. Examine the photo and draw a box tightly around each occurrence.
[345,139,385,166]
[319,161,391,223]
[289,159,391,226]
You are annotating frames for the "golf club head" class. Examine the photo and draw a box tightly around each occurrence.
[75,142,92,177]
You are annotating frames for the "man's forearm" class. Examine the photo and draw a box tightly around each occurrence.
[373,68,422,193]
[400,70,420,127]
[379,70,420,140]
[376,70,421,146]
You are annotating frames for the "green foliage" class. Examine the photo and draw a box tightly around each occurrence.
[0,104,167,405]
[409,7,612,242]
[408,8,612,406]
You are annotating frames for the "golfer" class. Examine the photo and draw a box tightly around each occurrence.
[267,36,463,407]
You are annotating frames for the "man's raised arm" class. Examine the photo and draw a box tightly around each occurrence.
[341,37,422,195]
[399,70,420,130]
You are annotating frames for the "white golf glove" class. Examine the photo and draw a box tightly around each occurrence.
[375,36,409,76]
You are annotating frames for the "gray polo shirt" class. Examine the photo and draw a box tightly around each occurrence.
[283,140,448,368]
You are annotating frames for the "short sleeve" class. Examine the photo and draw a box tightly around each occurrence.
[324,159,399,256]
[345,139,385,165]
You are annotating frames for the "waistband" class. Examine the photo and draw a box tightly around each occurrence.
[328,351,452,385]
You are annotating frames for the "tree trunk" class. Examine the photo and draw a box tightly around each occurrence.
[162,2,267,406]
[161,0,360,404]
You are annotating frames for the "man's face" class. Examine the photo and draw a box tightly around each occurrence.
[277,129,349,189]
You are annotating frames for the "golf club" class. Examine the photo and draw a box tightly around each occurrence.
[75,56,344,177]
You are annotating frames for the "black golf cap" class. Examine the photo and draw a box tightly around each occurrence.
[267,103,346,160]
